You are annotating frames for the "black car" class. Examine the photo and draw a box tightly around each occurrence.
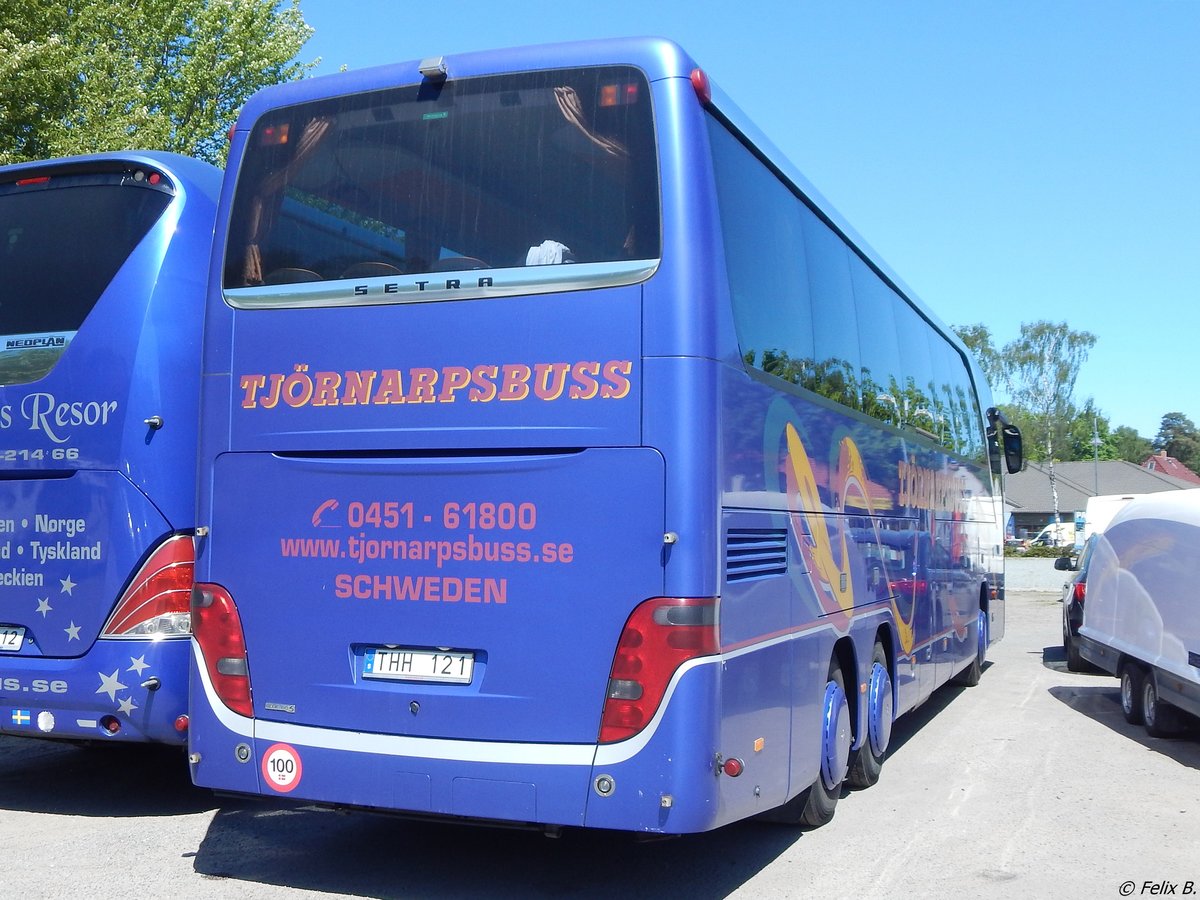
[1055,536,1096,671]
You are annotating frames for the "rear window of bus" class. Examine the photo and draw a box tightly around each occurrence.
[0,167,173,384]
[222,65,660,304]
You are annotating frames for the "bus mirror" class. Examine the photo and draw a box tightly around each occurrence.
[1001,423,1023,475]
[986,408,1023,475]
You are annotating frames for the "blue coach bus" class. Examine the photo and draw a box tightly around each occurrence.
[0,152,220,744]
[189,38,1021,833]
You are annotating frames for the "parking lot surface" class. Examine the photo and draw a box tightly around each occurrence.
[2,590,1197,899]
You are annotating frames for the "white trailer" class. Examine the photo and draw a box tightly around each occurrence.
[1078,489,1200,737]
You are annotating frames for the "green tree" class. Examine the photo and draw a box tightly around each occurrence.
[1110,425,1153,464]
[1153,412,1200,472]
[1002,322,1096,520]
[957,321,1161,467]
[1061,400,1112,463]
[952,323,1005,392]
[0,0,315,166]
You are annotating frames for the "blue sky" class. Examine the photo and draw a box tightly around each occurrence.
[295,0,1198,441]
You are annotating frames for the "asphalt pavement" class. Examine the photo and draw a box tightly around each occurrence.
[1,590,1197,899]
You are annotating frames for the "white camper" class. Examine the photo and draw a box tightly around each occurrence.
[1078,489,1200,737]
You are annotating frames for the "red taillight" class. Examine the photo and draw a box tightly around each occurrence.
[102,535,194,637]
[889,579,929,594]
[599,597,718,743]
[15,175,51,186]
[690,68,712,106]
[191,582,252,717]
[1073,582,1086,604]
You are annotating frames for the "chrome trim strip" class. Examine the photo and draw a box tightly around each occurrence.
[223,259,660,310]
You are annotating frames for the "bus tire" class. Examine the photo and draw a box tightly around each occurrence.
[1142,671,1183,738]
[799,662,851,827]
[759,660,850,828]
[848,642,891,789]
[1120,663,1145,725]
[953,608,988,687]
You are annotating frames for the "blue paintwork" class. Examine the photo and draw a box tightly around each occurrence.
[190,37,1006,831]
[0,151,221,744]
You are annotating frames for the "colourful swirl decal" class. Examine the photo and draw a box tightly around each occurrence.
[779,418,917,655]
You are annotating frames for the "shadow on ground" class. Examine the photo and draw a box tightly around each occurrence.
[0,735,215,817]
[190,669,987,898]
[194,802,803,899]
[1043,644,1200,768]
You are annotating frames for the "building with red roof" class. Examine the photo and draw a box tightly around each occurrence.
[1142,450,1200,486]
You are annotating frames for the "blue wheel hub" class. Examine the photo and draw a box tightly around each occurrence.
[976,609,990,665]
[820,678,851,790]
[867,661,893,758]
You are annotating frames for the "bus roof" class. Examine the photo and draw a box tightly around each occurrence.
[1,150,222,204]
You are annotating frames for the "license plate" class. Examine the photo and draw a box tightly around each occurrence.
[363,647,474,684]
[0,626,25,652]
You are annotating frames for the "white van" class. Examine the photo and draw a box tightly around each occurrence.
[1078,490,1200,737]
[1028,521,1076,548]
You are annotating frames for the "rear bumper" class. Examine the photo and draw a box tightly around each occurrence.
[189,644,728,833]
[0,637,189,744]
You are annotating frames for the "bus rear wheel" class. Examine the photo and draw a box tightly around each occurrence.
[759,660,850,828]
[799,662,851,827]
[848,642,891,789]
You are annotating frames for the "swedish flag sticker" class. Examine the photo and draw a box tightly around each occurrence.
[11,709,31,726]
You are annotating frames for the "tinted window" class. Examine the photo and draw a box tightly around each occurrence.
[850,256,901,421]
[706,119,813,384]
[706,113,982,453]
[893,301,934,429]
[225,66,660,300]
[801,208,860,410]
[930,336,985,458]
[0,168,173,384]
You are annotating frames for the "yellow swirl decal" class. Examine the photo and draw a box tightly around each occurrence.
[783,421,916,654]
[784,423,854,619]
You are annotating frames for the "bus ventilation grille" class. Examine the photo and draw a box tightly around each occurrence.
[725,528,789,582]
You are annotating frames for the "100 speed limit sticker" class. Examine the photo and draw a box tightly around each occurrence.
[261,742,303,792]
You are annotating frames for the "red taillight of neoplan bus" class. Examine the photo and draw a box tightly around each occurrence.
[102,535,194,637]
[190,583,252,717]
[599,597,719,743]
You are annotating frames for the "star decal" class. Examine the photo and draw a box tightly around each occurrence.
[59,575,77,596]
[117,696,138,717]
[127,655,150,676]
[96,670,128,702]
[36,598,52,617]
[64,621,81,641]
